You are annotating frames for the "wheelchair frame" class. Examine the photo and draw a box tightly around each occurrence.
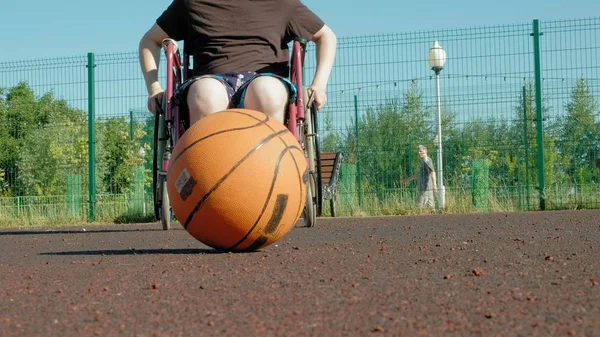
[153,38,323,230]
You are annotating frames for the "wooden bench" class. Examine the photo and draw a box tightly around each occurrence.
[318,152,343,217]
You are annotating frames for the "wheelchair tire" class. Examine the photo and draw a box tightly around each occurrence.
[303,174,317,227]
[310,103,323,217]
[303,102,319,227]
[160,178,172,230]
[152,105,174,230]
[152,113,161,221]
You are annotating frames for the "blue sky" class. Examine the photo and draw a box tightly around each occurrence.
[1,0,598,62]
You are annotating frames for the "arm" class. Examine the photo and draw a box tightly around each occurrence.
[139,23,170,113]
[426,158,438,192]
[402,175,416,185]
[308,24,337,111]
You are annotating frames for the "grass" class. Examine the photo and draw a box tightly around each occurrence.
[0,183,598,228]
[0,194,156,228]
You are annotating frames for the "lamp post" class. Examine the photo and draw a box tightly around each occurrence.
[428,41,446,209]
[137,146,146,213]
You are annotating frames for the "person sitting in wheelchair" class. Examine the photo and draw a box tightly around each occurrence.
[138,0,337,125]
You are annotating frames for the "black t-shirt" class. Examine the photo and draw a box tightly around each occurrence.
[156,0,325,77]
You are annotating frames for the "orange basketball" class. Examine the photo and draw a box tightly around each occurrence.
[166,108,307,252]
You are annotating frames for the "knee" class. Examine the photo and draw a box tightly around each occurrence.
[186,78,229,122]
[243,77,288,119]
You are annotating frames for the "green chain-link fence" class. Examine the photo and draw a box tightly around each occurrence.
[0,17,599,225]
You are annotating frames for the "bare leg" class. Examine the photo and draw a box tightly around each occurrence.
[242,76,289,124]
[186,78,230,125]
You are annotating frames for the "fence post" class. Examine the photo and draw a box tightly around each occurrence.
[87,52,97,221]
[354,94,362,206]
[532,19,546,210]
[130,110,134,140]
[522,86,531,210]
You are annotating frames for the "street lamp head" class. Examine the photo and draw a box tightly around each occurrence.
[428,40,446,74]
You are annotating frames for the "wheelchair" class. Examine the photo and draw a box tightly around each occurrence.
[152,38,324,230]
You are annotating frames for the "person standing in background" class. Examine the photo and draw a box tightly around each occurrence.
[402,145,437,209]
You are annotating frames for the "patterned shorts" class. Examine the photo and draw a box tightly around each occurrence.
[175,71,297,108]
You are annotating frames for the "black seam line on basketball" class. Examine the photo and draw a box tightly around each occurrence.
[182,129,288,230]
[235,146,305,251]
[245,236,268,252]
[231,109,283,142]
[223,109,290,151]
[171,116,269,167]
[236,110,280,133]
[228,146,291,251]
[264,194,288,234]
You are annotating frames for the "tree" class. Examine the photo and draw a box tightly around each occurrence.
[319,111,344,154]
[19,114,88,196]
[96,117,146,195]
[16,89,88,196]
[0,88,6,195]
[557,78,600,186]
[444,120,502,187]
[342,82,444,198]
[139,114,155,170]
[503,82,563,193]
[0,82,88,196]
[0,82,38,195]
[0,82,154,199]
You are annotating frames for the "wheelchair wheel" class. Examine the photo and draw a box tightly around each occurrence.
[302,103,320,227]
[152,108,173,230]
[311,103,323,216]
[160,178,172,230]
[152,112,161,221]
[303,174,317,227]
